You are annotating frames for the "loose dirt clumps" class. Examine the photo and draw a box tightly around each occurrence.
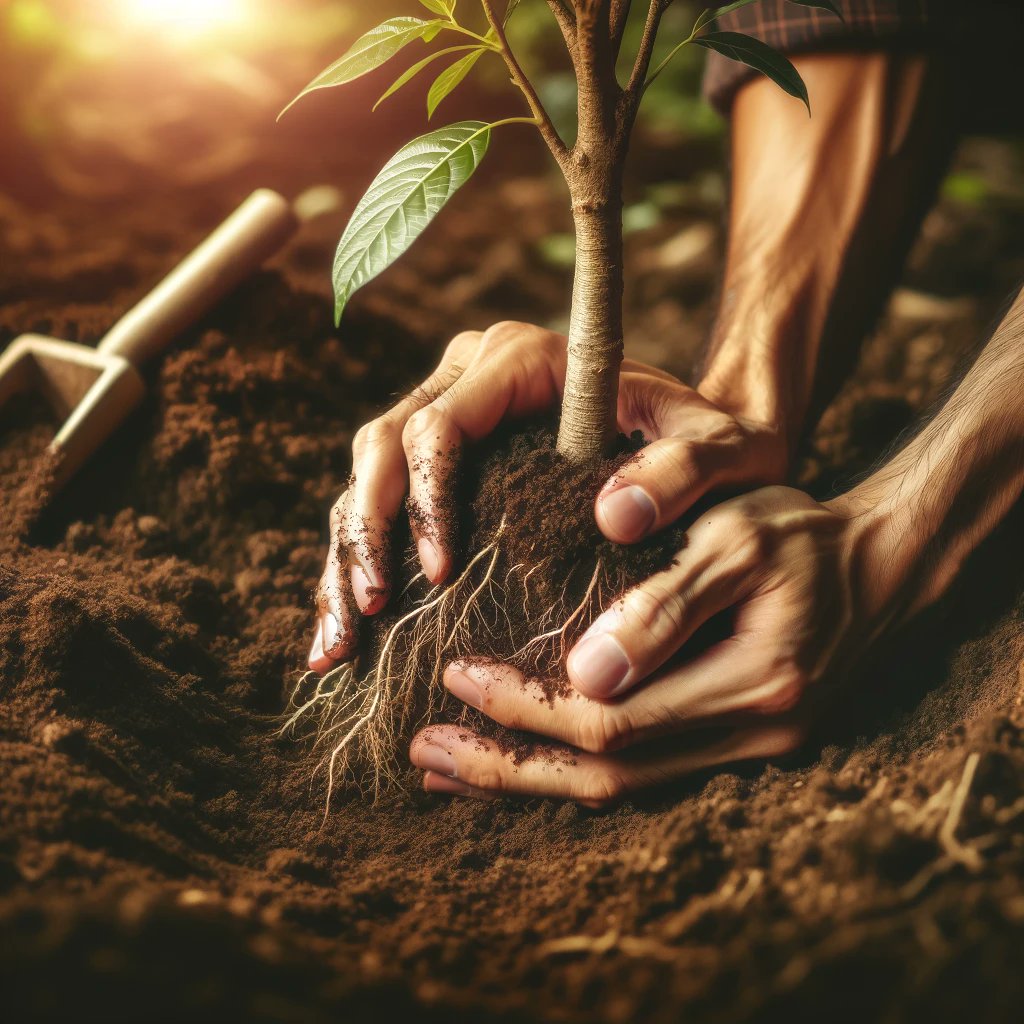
[285,423,690,794]
[2,148,1024,1023]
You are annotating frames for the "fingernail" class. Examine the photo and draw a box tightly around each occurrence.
[308,628,331,673]
[445,669,483,710]
[308,627,324,665]
[417,536,441,582]
[424,773,474,796]
[351,564,381,611]
[322,612,340,654]
[416,743,457,778]
[568,633,631,699]
[599,485,657,541]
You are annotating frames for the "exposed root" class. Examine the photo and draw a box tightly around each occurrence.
[938,751,982,870]
[284,527,645,803]
[898,751,986,900]
[283,427,685,805]
[512,560,603,667]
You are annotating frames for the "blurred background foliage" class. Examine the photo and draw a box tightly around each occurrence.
[0,0,723,204]
[0,0,1019,315]
[1,1,1022,407]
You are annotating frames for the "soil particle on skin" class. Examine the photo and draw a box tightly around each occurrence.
[337,423,688,778]
[1,136,1024,1024]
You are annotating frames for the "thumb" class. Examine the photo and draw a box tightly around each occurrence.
[565,530,755,700]
[596,432,732,543]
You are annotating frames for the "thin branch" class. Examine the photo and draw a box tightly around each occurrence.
[480,0,569,165]
[624,0,668,104]
[573,0,623,148]
[609,0,632,59]
[545,0,578,50]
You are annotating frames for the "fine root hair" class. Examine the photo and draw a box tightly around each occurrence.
[282,518,632,805]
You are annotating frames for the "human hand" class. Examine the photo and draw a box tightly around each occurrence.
[308,321,789,673]
[409,484,911,805]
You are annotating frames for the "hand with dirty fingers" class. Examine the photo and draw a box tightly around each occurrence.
[308,321,788,674]
[412,285,1024,804]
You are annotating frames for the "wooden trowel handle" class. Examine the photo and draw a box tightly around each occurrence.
[97,189,298,366]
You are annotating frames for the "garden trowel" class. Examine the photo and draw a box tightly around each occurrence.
[0,187,305,500]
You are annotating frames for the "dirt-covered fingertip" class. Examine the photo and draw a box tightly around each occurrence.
[408,723,459,763]
[422,771,483,798]
[350,562,388,614]
[307,624,337,674]
[416,535,448,584]
[455,659,523,688]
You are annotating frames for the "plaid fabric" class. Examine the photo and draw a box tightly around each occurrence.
[701,1,1022,115]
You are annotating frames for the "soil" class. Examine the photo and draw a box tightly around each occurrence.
[324,423,690,778]
[2,107,1024,1024]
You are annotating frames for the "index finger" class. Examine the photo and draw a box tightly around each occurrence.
[399,323,567,579]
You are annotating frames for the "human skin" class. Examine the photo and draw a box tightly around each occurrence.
[412,286,1024,804]
[306,50,992,803]
[309,50,953,676]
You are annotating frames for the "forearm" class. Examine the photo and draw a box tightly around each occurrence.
[838,286,1024,620]
[698,51,955,461]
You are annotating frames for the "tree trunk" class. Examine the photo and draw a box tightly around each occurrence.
[556,184,625,462]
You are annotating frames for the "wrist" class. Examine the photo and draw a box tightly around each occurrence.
[829,428,1024,627]
[825,480,926,641]
[697,332,806,476]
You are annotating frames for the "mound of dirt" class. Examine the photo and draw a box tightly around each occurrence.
[2,134,1024,1024]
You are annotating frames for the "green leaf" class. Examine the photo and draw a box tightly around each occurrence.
[694,0,759,35]
[373,45,480,111]
[786,0,842,17]
[279,17,442,119]
[419,0,457,15]
[696,0,840,34]
[427,48,485,118]
[332,121,491,322]
[694,31,809,114]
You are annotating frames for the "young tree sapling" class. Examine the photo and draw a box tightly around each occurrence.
[281,0,835,797]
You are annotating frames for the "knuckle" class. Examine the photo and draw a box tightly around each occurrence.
[704,415,747,450]
[481,320,525,347]
[710,505,750,539]
[574,705,626,755]
[578,768,627,807]
[352,419,394,458]
[401,404,448,451]
[669,441,701,483]
[733,524,770,570]
[700,507,768,565]
[623,578,687,649]
[752,667,806,715]
[466,765,504,793]
[445,330,482,361]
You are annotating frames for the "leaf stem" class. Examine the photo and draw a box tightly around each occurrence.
[643,0,764,91]
[462,116,541,152]
[643,29,696,91]
[485,115,541,131]
[442,23,502,50]
[479,0,569,166]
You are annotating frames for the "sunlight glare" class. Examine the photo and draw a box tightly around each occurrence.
[120,0,246,38]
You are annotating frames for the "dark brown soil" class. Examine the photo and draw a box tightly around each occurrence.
[335,424,689,771]
[2,103,1024,1024]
